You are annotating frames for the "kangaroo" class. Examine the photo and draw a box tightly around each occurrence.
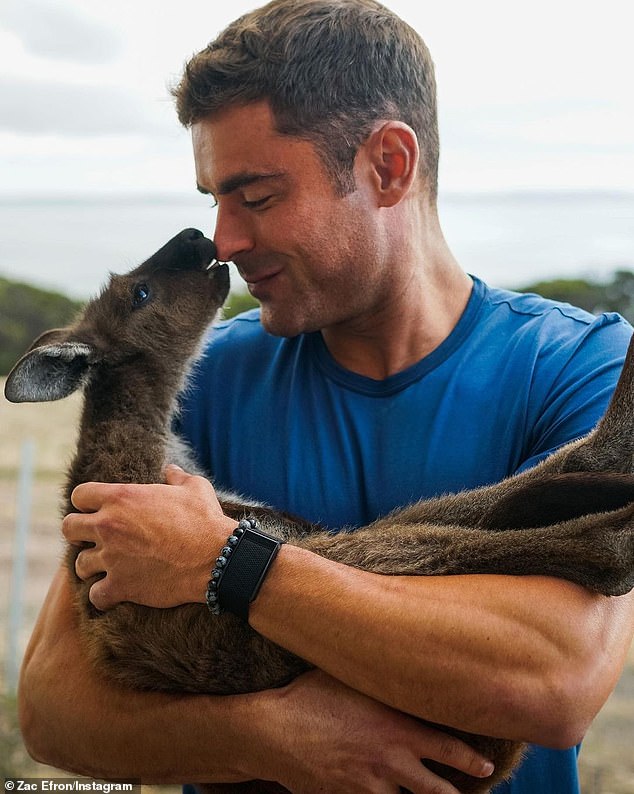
[5,228,634,793]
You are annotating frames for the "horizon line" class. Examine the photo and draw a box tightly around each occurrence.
[0,187,633,205]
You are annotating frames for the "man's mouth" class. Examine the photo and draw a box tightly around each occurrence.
[244,269,282,286]
[242,268,284,300]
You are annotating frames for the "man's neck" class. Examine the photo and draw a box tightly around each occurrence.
[321,249,473,382]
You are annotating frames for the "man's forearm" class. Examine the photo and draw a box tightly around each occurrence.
[62,470,634,748]
[19,568,276,783]
[250,545,634,747]
[20,567,499,791]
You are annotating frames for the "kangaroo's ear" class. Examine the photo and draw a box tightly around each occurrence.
[4,329,98,403]
[23,327,73,353]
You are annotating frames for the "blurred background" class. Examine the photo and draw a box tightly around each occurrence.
[1,0,633,791]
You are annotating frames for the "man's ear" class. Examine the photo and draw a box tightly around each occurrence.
[365,121,420,207]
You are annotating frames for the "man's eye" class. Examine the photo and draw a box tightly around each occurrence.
[243,195,273,209]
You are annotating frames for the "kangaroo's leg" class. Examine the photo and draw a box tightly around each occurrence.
[298,500,634,596]
[475,472,634,530]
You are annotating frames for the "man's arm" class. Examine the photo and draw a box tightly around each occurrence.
[20,566,495,791]
[20,569,261,783]
[251,546,634,748]
[65,467,634,750]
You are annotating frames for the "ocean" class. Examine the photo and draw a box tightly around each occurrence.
[0,190,632,300]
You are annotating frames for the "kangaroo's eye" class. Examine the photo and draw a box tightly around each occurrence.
[132,283,150,307]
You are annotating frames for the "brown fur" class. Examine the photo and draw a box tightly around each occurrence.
[5,229,634,793]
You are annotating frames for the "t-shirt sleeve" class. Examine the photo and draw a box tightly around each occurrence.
[515,313,632,473]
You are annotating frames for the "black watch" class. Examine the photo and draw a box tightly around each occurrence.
[206,518,283,621]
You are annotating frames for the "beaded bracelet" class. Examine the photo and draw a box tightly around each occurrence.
[205,518,252,615]
[206,517,282,621]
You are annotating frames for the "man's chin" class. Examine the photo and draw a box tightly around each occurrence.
[259,305,319,339]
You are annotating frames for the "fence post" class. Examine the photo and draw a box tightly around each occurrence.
[5,438,35,694]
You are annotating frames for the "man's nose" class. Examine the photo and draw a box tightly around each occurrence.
[213,204,255,262]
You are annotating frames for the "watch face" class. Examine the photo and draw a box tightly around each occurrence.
[209,519,282,621]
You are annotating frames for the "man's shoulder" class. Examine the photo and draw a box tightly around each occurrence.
[483,280,609,326]
[471,277,633,419]
[475,278,631,352]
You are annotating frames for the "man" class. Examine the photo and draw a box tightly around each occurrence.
[20,1,634,792]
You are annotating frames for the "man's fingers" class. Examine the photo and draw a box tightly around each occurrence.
[74,549,116,611]
[89,578,115,612]
[74,547,102,581]
[390,726,495,794]
[418,725,495,780]
[70,471,200,514]
[70,481,117,512]
[164,463,191,485]
[62,511,96,544]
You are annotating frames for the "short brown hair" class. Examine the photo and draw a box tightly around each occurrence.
[172,0,439,198]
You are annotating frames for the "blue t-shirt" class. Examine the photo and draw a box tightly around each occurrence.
[178,276,631,792]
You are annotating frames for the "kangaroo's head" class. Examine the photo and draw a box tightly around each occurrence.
[4,228,230,403]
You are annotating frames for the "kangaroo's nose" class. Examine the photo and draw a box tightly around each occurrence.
[144,228,217,273]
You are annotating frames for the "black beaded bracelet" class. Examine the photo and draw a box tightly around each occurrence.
[206,518,282,621]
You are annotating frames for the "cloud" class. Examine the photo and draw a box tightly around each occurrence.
[0,76,169,136]
[3,0,122,65]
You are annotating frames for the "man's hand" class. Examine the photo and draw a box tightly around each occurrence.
[62,465,236,610]
[20,567,495,790]
[253,669,495,794]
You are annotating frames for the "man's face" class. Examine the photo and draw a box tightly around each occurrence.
[192,101,393,338]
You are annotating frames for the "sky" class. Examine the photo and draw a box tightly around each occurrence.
[1,0,633,197]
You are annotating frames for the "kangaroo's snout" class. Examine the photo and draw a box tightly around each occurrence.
[143,228,218,274]
[210,261,230,300]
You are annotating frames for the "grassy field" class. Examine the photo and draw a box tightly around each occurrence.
[1,378,633,792]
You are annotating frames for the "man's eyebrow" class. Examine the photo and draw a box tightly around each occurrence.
[197,172,285,197]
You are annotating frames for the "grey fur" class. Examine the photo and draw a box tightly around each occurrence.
[5,229,634,794]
